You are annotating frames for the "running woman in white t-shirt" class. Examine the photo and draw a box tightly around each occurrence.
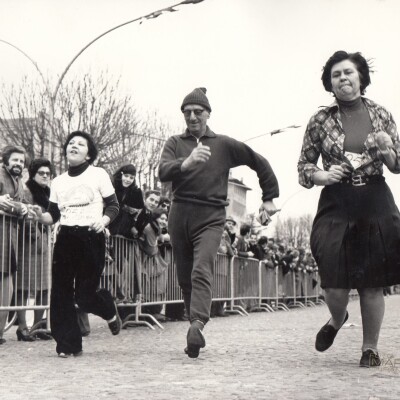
[35,131,120,358]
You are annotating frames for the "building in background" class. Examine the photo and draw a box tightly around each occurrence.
[226,172,251,228]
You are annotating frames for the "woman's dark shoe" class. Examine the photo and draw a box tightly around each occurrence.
[58,350,83,358]
[34,331,53,341]
[315,311,348,352]
[186,320,206,359]
[360,349,381,368]
[0,338,6,345]
[16,328,36,342]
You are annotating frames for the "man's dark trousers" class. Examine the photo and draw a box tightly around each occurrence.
[168,202,225,324]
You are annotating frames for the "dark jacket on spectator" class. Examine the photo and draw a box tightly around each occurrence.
[109,181,144,237]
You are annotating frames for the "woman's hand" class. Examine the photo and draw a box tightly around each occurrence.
[31,205,43,218]
[89,216,110,233]
[376,131,393,153]
[376,131,396,169]
[312,165,349,186]
[89,220,105,233]
[19,204,28,216]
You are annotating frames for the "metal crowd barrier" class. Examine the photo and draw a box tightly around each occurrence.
[1,213,52,335]
[100,235,327,330]
[1,214,326,334]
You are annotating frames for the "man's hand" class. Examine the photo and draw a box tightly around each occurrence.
[260,200,279,216]
[0,194,14,210]
[181,142,211,171]
[257,200,280,226]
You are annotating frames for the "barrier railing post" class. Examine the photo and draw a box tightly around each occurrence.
[304,271,316,307]
[288,269,305,309]
[314,272,326,305]
[225,256,248,316]
[276,267,289,311]
[256,262,275,313]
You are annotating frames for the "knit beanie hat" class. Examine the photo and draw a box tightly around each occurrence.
[181,87,212,113]
[121,164,136,175]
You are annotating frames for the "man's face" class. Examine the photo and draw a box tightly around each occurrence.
[225,220,235,232]
[160,201,170,212]
[6,152,25,177]
[182,105,209,137]
[261,243,269,252]
[144,194,160,211]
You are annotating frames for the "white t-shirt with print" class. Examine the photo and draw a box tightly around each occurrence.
[49,165,114,226]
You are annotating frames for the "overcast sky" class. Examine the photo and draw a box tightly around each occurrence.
[1,0,400,224]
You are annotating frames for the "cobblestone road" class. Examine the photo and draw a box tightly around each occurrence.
[1,295,400,400]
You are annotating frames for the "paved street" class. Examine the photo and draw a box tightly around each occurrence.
[1,295,400,400]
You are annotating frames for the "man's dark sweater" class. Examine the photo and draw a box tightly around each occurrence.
[159,127,279,206]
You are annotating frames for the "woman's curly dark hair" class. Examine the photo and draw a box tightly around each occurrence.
[321,51,372,95]
[28,158,55,179]
[63,131,98,164]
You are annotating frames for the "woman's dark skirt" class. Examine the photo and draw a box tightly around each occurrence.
[310,176,400,289]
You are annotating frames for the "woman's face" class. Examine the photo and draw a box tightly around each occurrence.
[121,172,135,188]
[66,136,90,166]
[330,59,361,101]
[34,166,51,188]
[157,213,168,229]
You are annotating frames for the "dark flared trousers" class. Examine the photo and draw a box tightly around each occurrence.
[168,202,225,324]
[51,226,116,354]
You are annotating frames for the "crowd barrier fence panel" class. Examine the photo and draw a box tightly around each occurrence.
[164,246,184,304]
[1,213,332,335]
[225,256,260,316]
[101,237,164,330]
[212,253,232,303]
[256,262,276,312]
[2,214,51,335]
[285,270,306,309]
[303,271,317,307]
[275,267,290,311]
[311,271,326,305]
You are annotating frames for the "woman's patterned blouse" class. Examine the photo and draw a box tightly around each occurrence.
[298,97,400,188]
